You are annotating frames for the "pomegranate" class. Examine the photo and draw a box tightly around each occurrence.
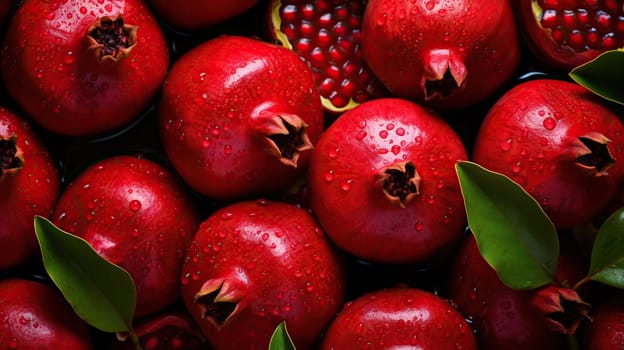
[360,0,520,110]
[0,0,169,136]
[52,154,200,318]
[146,0,258,30]
[472,78,624,229]
[307,98,468,264]
[158,35,323,201]
[513,0,624,70]
[0,278,93,349]
[0,106,60,270]
[580,290,624,350]
[268,0,388,113]
[447,233,589,349]
[320,287,478,349]
[113,310,207,349]
[180,199,346,349]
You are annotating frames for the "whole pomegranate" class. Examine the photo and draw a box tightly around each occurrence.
[513,0,624,70]
[472,78,624,229]
[0,278,93,349]
[447,233,589,349]
[0,106,60,270]
[320,287,478,349]
[307,98,468,264]
[147,0,258,30]
[180,199,346,349]
[360,0,520,110]
[52,154,200,318]
[158,35,324,201]
[268,0,388,114]
[0,0,169,136]
[580,290,624,350]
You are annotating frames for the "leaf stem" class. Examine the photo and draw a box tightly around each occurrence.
[128,329,142,350]
[572,276,590,291]
[566,333,580,350]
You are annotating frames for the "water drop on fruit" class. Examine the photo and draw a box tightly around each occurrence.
[129,200,142,211]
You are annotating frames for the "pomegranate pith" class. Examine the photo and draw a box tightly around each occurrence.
[270,0,387,113]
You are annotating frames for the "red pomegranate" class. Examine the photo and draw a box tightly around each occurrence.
[0,278,93,349]
[447,233,589,349]
[307,98,468,264]
[0,106,60,270]
[472,78,624,229]
[320,287,478,349]
[580,291,624,350]
[0,0,169,136]
[147,0,258,30]
[180,199,346,349]
[360,0,520,110]
[513,0,624,70]
[52,154,200,318]
[158,35,324,201]
[268,0,388,114]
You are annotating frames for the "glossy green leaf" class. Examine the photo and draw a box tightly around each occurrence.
[268,321,296,350]
[33,215,136,333]
[569,49,624,105]
[455,161,559,290]
[587,207,624,288]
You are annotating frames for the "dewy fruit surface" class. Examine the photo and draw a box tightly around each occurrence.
[308,98,468,264]
[361,0,520,110]
[52,155,200,318]
[0,278,94,349]
[0,0,169,136]
[0,106,60,270]
[472,78,624,229]
[514,0,624,69]
[158,35,323,201]
[269,0,388,113]
[180,199,346,350]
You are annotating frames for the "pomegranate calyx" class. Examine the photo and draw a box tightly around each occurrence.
[422,49,467,100]
[194,278,244,329]
[257,112,313,168]
[574,134,614,175]
[378,161,420,208]
[0,134,24,177]
[87,15,138,63]
[530,285,591,335]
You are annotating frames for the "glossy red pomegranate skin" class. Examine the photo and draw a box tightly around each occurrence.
[308,98,468,264]
[158,35,324,201]
[147,0,258,30]
[0,0,169,136]
[580,291,624,350]
[361,0,520,110]
[447,233,588,350]
[0,106,60,269]
[52,155,200,318]
[180,199,346,350]
[512,0,624,70]
[472,79,624,229]
[320,287,478,349]
[0,278,93,349]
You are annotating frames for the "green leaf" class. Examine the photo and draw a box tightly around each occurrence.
[33,215,136,333]
[268,321,296,350]
[587,207,624,288]
[569,49,624,106]
[455,161,559,290]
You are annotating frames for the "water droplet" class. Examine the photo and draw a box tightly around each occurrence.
[261,233,269,241]
[425,0,435,10]
[8,338,18,349]
[500,138,512,151]
[379,130,388,139]
[414,222,424,231]
[328,148,340,159]
[341,180,352,191]
[391,145,401,155]
[543,117,556,130]
[224,145,232,155]
[355,130,367,141]
[512,162,521,174]
[324,170,334,182]
[129,200,141,211]
[220,212,233,220]
[396,127,405,136]
[538,109,546,117]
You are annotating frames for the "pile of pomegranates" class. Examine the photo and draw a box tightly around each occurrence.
[1,0,623,349]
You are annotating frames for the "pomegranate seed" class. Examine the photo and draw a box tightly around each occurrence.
[541,9,559,28]
[330,94,348,108]
[338,38,353,52]
[309,47,325,67]
[604,0,618,12]
[617,17,624,33]
[576,9,589,26]
[602,33,616,50]
[562,9,576,27]
[343,61,357,75]
[319,13,333,27]
[316,0,330,12]
[301,4,316,20]
[320,77,335,95]
[329,45,345,61]
[318,28,331,47]
[326,65,341,79]
[335,5,348,19]
[282,24,296,39]
[281,5,298,22]
[350,16,361,28]
[295,38,312,54]
[595,11,611,32]
[333,21,347,36]
[586,27,600,46]
[340,79,357,97]
[567,29,584,50]
[551,26,565,43]
[586,0,599,9]
[300,20,315,36]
